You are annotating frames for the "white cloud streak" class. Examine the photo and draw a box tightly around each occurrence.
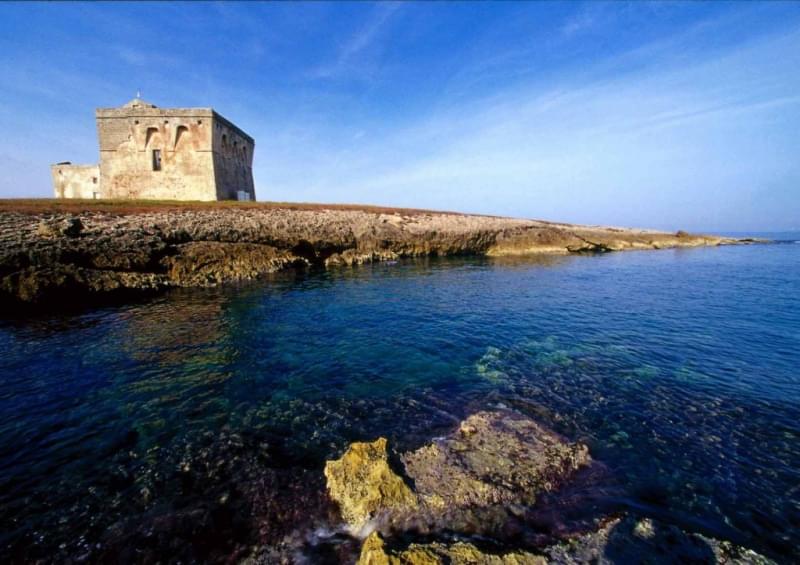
[308,3,401,80]
[256,25,800,231]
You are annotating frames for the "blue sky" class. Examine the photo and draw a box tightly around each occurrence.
[1,2,799,231]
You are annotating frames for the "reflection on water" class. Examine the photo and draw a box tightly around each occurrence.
[0,248,799,561]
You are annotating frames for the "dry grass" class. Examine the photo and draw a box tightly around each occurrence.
[0,198,466,217]
[0,198,443,216]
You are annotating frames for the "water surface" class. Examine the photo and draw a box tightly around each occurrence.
[1,242,798,561]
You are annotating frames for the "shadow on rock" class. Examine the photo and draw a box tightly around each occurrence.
[603,517,716,564]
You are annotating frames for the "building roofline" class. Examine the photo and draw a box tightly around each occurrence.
[50,162,98,169]
[95,107,215,117]
[94,107,254,145]
[212,110,255,145]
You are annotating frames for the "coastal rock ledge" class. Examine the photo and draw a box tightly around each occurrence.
[324,409,774,565]
[0,203,739,308]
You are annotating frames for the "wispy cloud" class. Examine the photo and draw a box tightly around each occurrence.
[560,4,603,38]
[258,23,800,230]
[114,46,181,68]
[308,3,401,80]
[1,2,797,230]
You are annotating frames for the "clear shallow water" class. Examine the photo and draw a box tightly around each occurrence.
[1,243,799,561]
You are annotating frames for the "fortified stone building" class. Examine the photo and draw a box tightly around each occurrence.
[52,97,256,201]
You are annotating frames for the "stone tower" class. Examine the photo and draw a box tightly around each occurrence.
[52,97,256,201]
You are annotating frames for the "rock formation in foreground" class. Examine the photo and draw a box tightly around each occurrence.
[324,411,590,536]
[324,409,774,565]
[0,202,739,308]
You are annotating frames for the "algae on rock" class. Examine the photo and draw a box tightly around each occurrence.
[402,411,590,510]
[323,438,418,530]
[358,532,547,565]
[324,411,590,532]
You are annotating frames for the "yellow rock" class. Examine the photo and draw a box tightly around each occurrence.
[324,438,418,529]
[358,532,547,565]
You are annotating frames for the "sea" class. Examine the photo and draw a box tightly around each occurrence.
[1,234,798,562]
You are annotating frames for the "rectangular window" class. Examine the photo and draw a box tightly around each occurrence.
[152,149,162,171]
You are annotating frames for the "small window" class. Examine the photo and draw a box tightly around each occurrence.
[92,177,97,184]
[152,149,162,171]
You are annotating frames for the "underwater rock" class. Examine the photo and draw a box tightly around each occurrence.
[402,410,590,510]
[330,411,773,563]
[542,515,776,565]
[358,531,547,565]
[324,438,418,530]
[357,516,775,565]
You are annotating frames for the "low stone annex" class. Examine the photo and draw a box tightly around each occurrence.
[51,97,256,201]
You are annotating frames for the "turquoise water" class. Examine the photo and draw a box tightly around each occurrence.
[1,241,799,561]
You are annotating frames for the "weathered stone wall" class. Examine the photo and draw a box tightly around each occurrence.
[96,108,218,201]
[211,114,256,201]
[50,164,100,199]
[53,102,256,201]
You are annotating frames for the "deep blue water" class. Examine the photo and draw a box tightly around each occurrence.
[1,242,799,561]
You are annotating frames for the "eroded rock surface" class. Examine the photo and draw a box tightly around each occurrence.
[356,519,775,565]
[542,516,775,565]
[326,410,774,565]
[358,532,547,565]
[324,438,418,530]
[0,205,737,308]
[324,410,590,533]
[403,411,590,510]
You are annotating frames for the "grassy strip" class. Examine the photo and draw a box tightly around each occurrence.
[0,198,462,216]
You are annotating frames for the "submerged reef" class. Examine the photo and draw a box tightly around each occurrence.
[0,203,738,309]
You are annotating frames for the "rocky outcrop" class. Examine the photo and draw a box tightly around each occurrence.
[358,531,546,565]
[541,515,775,565]
[357,518,774,565]
[326,410,774,565]
[403,411,590,511]
[323,438,418,531]
[0,204,741,308]
[324,410,590,534]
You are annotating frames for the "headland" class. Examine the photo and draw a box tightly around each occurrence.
[0,199,745,309]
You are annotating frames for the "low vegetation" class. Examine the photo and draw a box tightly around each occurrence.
[0,198,465,217]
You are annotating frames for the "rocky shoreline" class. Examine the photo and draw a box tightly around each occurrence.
[0,203,741,309]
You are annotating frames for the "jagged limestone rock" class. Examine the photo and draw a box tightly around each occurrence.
[403,411,590,510]
[323,438,418,529]
[1,207,735,307]
[358,532,547,565]
[325,411,590,533]
[162,241,301,286]
[37,216,83,238]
